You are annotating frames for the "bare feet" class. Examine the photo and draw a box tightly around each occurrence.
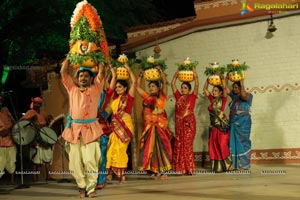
[185,172,194,176]
[118,176,125,184]
[228,165,237,171]
[78,188,85,198]
[150,173,158,177]
[95,183,106,190]
[87,191,97,198]
[158,174,168,180]
[106,174,112,181]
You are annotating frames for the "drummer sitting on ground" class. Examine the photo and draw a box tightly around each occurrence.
[20,97,53,181]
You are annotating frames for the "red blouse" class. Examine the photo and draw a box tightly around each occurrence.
[174,90,197,111]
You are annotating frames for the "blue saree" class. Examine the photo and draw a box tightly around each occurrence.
[97,135,109,185]
[96,90,112,187]
[229,92,253,169]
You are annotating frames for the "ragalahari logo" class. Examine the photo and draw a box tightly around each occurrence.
[241,0,254,15]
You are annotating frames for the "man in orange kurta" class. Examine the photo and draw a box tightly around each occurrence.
[60,59,104,198]
[20,97,52,181]
[0,96,16,183]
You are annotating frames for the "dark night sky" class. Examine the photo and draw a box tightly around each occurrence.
[154,0,196,20]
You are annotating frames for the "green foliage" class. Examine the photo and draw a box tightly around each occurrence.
[226,63,249,76]
[226,63,249,72]
[204,62,249,76]
[67,52,107,66]
[69,16,99,46]
[204,66,227,76]
[111,58,136,69]
[1,66,10,85]
[176,61,198,71]
[0,0,75,65]
[139,57,167,71]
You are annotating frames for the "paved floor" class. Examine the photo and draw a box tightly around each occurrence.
[0,164,299,200]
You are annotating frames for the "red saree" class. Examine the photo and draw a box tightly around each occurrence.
[138,92,172,173]
[172,91,197,174]
[207,95,231,172]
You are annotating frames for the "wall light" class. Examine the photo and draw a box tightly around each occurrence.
[268,13,277,33]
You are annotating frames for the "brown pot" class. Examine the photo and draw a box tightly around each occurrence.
[208,75,222,86]
[228,71,245,82]
[144,68,160,81]
[178,70,194,82]
[116,67,129,80]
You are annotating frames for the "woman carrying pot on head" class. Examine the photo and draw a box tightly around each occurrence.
[203,75,231,172]
[224,78,253,170]
[105,63,137,184]
[137,66,172,180]
[171,67,199,175]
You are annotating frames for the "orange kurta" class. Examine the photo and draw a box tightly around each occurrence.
[21,109,48,127]
[0,107,14,147]
[61,74,104,144]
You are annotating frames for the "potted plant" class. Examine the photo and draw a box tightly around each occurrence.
[140,56,167,81]
[226,59,249,82]
[176,57,198,82]
[204,62,226,86]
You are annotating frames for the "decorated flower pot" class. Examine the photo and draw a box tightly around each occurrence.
[117,54,129,63]
[72,60,97,70]
[83,59,97,67]
[231,59,240,67]
[116,67,129,80]
[67,0,110,74]
[226,59,248,82]
[178,70,194,82]
[144,68,160,81]
[204,61,225,86]
[228,71,245,82]
[69,40,98,67]
[208,75,222,86]
[69,40,99,56]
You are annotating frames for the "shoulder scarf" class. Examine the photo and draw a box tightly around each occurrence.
[111,95,133,143]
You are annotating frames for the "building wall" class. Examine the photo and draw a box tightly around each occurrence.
[135,14,300,163]
[43,72,69,119]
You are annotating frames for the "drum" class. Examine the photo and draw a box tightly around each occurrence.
[36,127,58,147]
[48,114,68,159]
[49,114,67,137]
[12,120,37,145]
